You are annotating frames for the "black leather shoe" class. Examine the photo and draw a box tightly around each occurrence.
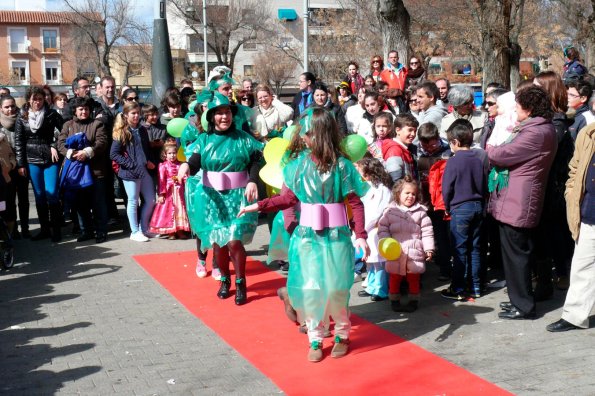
[95,232,107,244]
[498,306,536,320]
[546,319,580,332]
[217,276,232,299]
[31,228,51,241]
[76,232,95,242]
[370,295,388,302]
[358,290,372,297]
[500,301,513,311]
[235,278,247,305]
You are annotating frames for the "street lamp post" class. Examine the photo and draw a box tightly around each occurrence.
[303,0,308,73]
[152,0,175,106]
[186,1,209,84]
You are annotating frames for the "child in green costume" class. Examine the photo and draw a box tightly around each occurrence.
[239,108,370,362]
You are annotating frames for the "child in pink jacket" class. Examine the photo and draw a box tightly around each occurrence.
[378,176,435,312]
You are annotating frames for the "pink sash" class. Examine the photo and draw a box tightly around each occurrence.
[202,171,249,190]
[299,203,348,231]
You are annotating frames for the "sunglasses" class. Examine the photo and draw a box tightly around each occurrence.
[126,96,138,101]
[410,62,420,65]
[241,97,251,101]
[373,60,381,63]
[485,101,496,107]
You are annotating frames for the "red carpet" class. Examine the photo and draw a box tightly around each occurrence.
[134,251,510,395]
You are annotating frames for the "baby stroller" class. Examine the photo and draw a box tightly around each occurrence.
[0,183,15,270]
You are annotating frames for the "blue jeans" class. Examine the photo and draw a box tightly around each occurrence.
[449,201,484,293]
[122,173,155,234]
[365,262,388,298]
[28,163,60,205]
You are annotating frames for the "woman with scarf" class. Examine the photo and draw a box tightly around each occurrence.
[406,56,426,87]
[369,55,384,82]
[253,84,293,140]
[14,86,63,242]
[310,82,348,136]
[1,95,30,239]
[342,61,365,97]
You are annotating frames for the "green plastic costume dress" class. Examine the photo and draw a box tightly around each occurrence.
[283,150,369,330]
[185,127,264,250]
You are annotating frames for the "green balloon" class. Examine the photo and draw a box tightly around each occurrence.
[166,118,189,138]
[340,134,368,162]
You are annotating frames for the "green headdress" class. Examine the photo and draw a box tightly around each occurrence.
[207,72,235,92]
[205,92,238,122]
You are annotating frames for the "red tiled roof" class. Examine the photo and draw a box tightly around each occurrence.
[0,11,77,24]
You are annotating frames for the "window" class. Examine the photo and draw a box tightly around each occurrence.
[8,28,27,53]
[451,61,473,75]
[42,28,59,52]
[243,65,254,77]
[10,61,28,84]
[188,34,204,54]
[243,33,257,51]
[129,63,143,77]
[44,60,60,83]
[428,63,443,75]
[242,9,257,24]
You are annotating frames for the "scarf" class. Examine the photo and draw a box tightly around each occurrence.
[487,122,523,193]
[407,66,425,79]
[29,108,45,133]
[0,113,17,131]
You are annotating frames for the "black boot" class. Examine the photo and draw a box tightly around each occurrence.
[235,278,247,305]
[31,203,51,241]
[217,276,232,299]
[49,203,62,243]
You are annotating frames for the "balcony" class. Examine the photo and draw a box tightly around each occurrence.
[43,47,60,54]
[10,43,29,54]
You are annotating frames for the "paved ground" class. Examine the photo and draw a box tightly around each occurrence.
[0,210,594,395]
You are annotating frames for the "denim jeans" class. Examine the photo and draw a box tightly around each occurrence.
[449,201,484,293]
[68,177,109,235]
[28,163,60,205]
[122,173,155,234]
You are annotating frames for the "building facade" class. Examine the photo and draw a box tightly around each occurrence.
[0,11,78,88]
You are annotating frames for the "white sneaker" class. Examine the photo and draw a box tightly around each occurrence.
[130,232,149,242]
[211,268,222,281]
[196,260,207,278]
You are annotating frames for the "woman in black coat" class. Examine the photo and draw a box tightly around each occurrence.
[14,86,63,241]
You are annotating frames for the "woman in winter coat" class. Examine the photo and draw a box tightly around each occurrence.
[14,86,63,242]
[487,86,557,320]
[253,84,293,140]
[310,82,348,136]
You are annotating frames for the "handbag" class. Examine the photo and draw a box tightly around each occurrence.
[111,151,128,174]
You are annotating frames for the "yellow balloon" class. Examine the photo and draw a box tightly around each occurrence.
[177,146,186,162]
[259,163,283,189]
[378,238,402,260]
[263,137,290,165]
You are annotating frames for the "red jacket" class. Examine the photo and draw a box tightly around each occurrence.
[379,67,408,91]
[428,159,447,212]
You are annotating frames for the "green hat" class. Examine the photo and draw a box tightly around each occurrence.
[207,72,235,92]
[196,89,213,105]
[205,92,238,122]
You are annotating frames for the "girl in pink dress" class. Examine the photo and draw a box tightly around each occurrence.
[149,140,190,238]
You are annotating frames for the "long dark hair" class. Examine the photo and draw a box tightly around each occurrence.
[22,86,47,121]
[288,108,346,173]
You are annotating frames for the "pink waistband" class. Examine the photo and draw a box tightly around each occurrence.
[202,171,249,190]
[299,203,348,231]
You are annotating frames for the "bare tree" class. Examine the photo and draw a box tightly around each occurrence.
[168,0,272,74]
[377,0,411,62]
[466,0,526,91]
[60,0,150,77]
[554,0,595,71]
[253,51,297,95]
[111,45,152,86]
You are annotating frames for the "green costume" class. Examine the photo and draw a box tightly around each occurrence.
[185,127,263,250]
[283,150,369,330]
